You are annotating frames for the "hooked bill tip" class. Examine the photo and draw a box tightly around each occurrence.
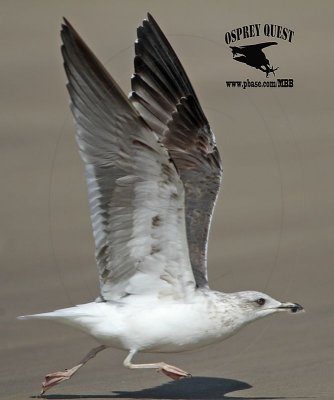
[278,302,304,313]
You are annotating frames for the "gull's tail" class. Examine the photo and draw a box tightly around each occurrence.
[17,303,106,337]
[17,304,90,323]
[17,311,63,321]
[17,302,108,325]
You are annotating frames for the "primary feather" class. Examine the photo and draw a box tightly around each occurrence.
[130,14,222,287]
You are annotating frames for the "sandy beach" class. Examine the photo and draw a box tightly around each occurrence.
[1,1,333,399]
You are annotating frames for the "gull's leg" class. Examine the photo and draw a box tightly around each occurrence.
[123,350,191,381]
[40,345,106,396]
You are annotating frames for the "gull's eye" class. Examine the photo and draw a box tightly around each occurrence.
[255,298,266,306]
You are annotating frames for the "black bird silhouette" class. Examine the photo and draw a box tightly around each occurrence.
[230,41,278,77]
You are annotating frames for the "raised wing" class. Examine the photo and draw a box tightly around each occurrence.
[61,19,196,301]
[129,14,222,287]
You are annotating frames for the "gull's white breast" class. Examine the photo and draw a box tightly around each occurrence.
[46,292,244,353]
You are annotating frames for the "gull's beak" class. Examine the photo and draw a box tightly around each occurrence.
[277,302,304,313]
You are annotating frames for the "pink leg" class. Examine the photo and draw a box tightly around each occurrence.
[123,351,191,380]
[40,345,106,396]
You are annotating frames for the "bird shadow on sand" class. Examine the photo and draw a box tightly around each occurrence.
[35,376,292,400]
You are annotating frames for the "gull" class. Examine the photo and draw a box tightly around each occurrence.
[19,13,304,396]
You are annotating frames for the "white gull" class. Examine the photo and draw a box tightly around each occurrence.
[19,13,304,396]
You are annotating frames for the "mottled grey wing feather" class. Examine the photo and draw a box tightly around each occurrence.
[129,13,222,287]
[60,19,196,301]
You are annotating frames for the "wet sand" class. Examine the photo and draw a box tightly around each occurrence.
[1,1,333,399]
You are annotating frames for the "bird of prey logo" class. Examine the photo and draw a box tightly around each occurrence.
[230,41,279,77]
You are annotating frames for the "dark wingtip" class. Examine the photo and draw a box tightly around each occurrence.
[60,17,83,49]
[62,17,76,28]
[61,17,70,30]
[146,12,159,28]
[61,17,78,39]
[61,17,71,40]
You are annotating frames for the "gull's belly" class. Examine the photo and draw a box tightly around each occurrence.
[86,300,238,352]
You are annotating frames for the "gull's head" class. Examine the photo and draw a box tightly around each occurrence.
[230,291,304,323]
